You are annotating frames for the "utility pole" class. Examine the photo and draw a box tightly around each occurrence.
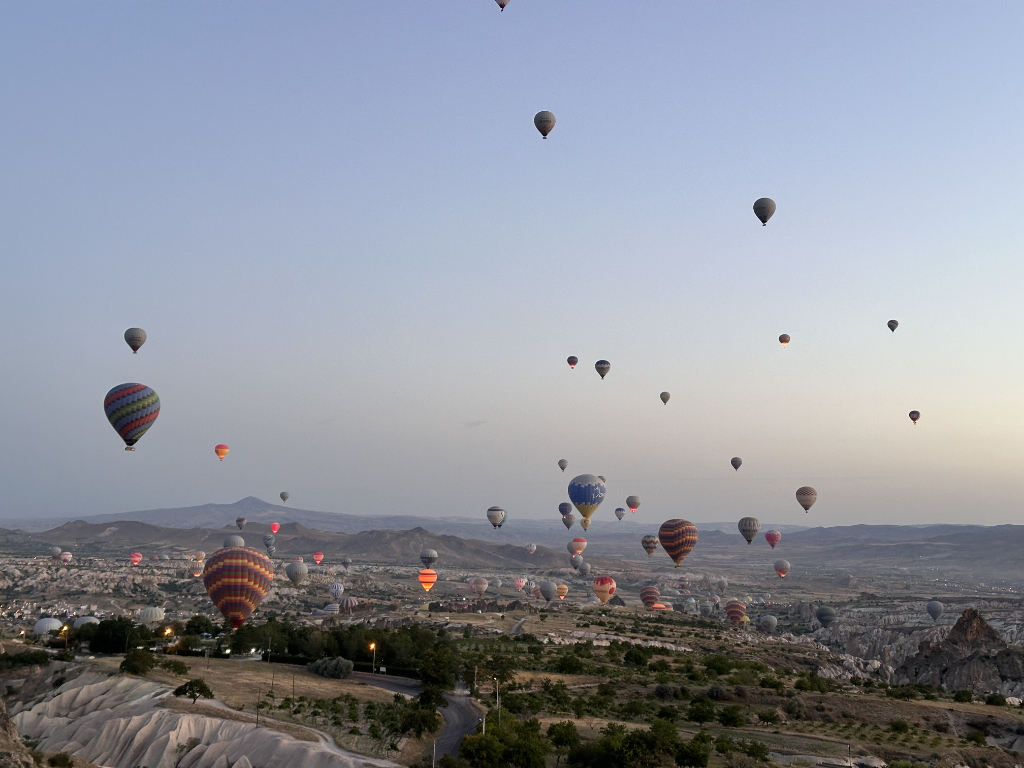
[270,667,275,697]
[432,740,436,767]
[494,677,500,727]
[292,673,295,702]
[256,687,260,727]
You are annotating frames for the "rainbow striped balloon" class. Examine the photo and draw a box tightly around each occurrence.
[640,585,661,609]
[104,383,160,448]
[725,598,747,627]
[202,547,274,629]
[658,519,698,568]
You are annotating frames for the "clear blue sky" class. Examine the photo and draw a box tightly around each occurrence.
[1,3,1021,525]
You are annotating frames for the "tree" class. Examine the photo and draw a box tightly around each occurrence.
[460,733,504,767]
[307,657,354,679]
[418,686,446,709]
[675,737,711,767]
[650,719,680,752]
[548,721,581,765]
[173,678,214,704]
[91,617,153,654]
[120,648,155,675]
[687,699,717,724]
[418,642,461,690]
[184,615,217,636]
[718,705,746,728]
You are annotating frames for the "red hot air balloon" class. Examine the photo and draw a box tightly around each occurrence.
[567,356,578,369]
[270,523,280,534]
[592,576,616,604]
[214,444,229,461]
[130,552,142,566]
[640,585,661,609]
[203,547,274,629]
[312,552,324,565]
[418,569,438,592]
[765,530,781,549]
[658,520,698,567]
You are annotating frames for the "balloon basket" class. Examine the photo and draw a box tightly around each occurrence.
[125,447,135,452]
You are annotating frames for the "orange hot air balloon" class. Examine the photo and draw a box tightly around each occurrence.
[270,523,280,534]
[556,584,569,600]
[130,552,142,566]
[214,444,230,461]
[418,568,438,592]
[312,552,324,565]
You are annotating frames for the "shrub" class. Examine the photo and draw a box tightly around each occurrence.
[758,676,785,693]
[47,755,73,768]
[719,705,746,728]
[985,694,1006,706]
[552,653,586,675]
[784,696,806,719]
[704,656,735,675]
[676,737,711,767]
[889,720,909,734]
[953,690,973,703]
[756,709,780,725]
[160,659,189,675]
[307,657,354,679]
[687,698,718,724]
[655,684,681,700]
[965,730,986,746]
[707,685,729,701]
[120,648,155,675]
[742,740,770,761]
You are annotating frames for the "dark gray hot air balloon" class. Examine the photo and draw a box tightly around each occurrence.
[280,492,290,503]
[909,410,920,424]
[285,560,308,587]
[737,517,760,544]
[779,334,790,348]
[420,549,438,568]
[731,457,742,471]
[815,606,836,628]
[626,496,640,513]
[534,111,556,139]
[262,534,275,548]
[558,459,568,472]
[235,517,246,530]
[926,600,943,622]
[124,328,147,353]
[562,513,576,530]
[539,580,558,602]
[660,392,670,404]
[753,198,776,226]
[578,562,591,577]
[595,360,610,379]
[570,553,583,570]
[774,559,790,578]
[224,535,245,548]
[796,486,817,512]
[888,320,899,333]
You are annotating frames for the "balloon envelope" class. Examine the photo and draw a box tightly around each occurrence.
[124,328,147,353]
[270,523,280,534]
[570,537,587,554]
[558,459,568,472]
[927,600,944,622]
[641,535,659,557]
[765,530,781,549]
[660,392,670,404]
[580,518,591,531]
[420,549,438,567]
[626,496,641,513]
[594,360,610,379]
[104,384,160,448]
[235,517,246,530]
[418,568,438,592]
[285,561,308,587]
[615,508,626,520]
[779,334,790,347]
[731,457,742,471]
[539,581,557,602]
[486,506,506,528]
[570,553,583,569]
[816,606,837,628]
[568,474,606,520]
[909,410,920,423]
[526,543,537,554]
[566,356,577,369]
[312,552,324,565]
[640,585,661,609]
[469,576,489,596]
[774,559,790,578]
[658,519,698,567]
[280,492,290,503]
[759,615,778,633]
[558,502,572,517]
[888,320,899,332]
[578,562,591,577]
[753,197,776,225]
[534,111,556,138]
[224,535,245,548]
[514,577,527,592]
[330,583,345,599]
[129,552,142,565]
[214,444,229,460]
[725,599,747,626]
[796,487,817,512]
[562,514,575,530]
[556,584,569,600]
[738,517,761,544]
[203,547,274,629]
[262,535,275,547]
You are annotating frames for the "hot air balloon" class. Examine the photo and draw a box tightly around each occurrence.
[49,546,62,559]
[699,603,712,617]
[215,444,229,461]
[312,552,324,565]
[598,476,605,482]
[280,492,290,503]
[224,535,245,548]
[753,198,776,226]
[419,549,438,567]
[341,557,352,568]
[765,530,781,549]
[129,552,142,566]
[285,561,308,587]
[778,334,790,348]
[658,520,698,567]
[139,607,165,622]
[759,615,778,633]
[526,543,537,554]
[123,328,147,353]
[534,111,555,139]
[615,508,626,521]
[594,360,610,379]
[796,487,817,512]
[640,586,661,609]
[203,547,274,628]
[926,600,944,622]
[235,517,246,530]
[562,514,576,530]
[418,569,438,592]
[626,496,641,513]
[525,580,537,593]
[678,576,689,591]
[566,356,577,369]
[539,581,557,602]
[262,534,275,548]
[887,320,899,333]
[738,517,761,544]
[191,564,204,578]
[330,583,345,599]
[558,459,568,472]
[556,584,569,600]
[266,545,276,558]
[578,562,591,577]
[568,474,605,524]
[641,535,659,557]
[469,576,489,596]
[570,537,587,555]
[774,559,790,578]
[270,523,280,534]
[660,392,670,405]
[486,506,506,528]
[816,606,836,628]
[570,553,583,570]
[514,577,527,592]
[558,502,572,517]
[495,0,510,9]
[731,457,742,471]
[580,519,591,531]
[104,384,160,450]
[725,599,747,626]
[339,596,358,613]
[60,552,73,565]
[293,556,304,562]
[909,410,920,424]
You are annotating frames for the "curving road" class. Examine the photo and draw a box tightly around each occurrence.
[351,672,479,757]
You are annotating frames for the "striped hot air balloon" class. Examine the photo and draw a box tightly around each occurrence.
[658,520,698,567]
[469,577,489,596]
[513,577,527,592]
[592,576,616,604]
[795,487,817,512]
[640,585,661,609]
[203,547,274,629]
[214,444,229,461]
[556,584,569,600]
[725,598,747,626]
[570,537,587,555]
[129,552,142,566]
[330,583,345,599]
[418,568,438,592]
[339,596,358,613]
[104,383,160,450]
[737,517,760,544]
[312,552,324,565]
[641,535,659,557]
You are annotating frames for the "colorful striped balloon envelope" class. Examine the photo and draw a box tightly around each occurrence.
[202,547,274,629]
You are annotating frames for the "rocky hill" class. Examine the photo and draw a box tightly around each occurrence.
[897,609,1024,696]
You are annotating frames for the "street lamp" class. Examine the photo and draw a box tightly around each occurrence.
[369,642,376,673]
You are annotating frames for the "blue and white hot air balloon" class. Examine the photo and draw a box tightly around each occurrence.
[568,474,606,525]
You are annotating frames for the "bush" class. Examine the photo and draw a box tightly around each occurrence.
[307,656,354,679]
[718,705,746,728]
[707,685,729,701]
[889,720,909,734]
[0,650,50,670]
[655,685,682,700]
[47,755,73,768]
[159,659,189,675]
[687,698,717,724]
[675,737,711,767]
[704,655,735,675]
[552,653,586,675]
[965,730,986,746]
[756,709,780,725]
[742,741,770,762]
[953,690,973,703]
[784,696,807,720]
[120,648,155,675]
[985,694,1006,706]
[758,676,785,693]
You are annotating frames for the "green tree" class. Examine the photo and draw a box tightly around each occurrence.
[650,719,680,752]
[173,678,214,704]
[418,642,461,690]
[91,618,153,654]
[718,705,746,727]
[120,648,155,675]
[687,699,717,724]
[460,733,504,767]
[184,615,217,636]
[675,736,711,767]
[548,721,581,765]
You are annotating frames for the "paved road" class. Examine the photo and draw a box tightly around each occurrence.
[351,673,479,757]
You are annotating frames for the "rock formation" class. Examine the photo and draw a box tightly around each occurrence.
[897,609,1024,696]
[0,698,34,768]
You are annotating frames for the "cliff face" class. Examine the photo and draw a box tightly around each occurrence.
[897,609,1024,695]
[0,698,34,768]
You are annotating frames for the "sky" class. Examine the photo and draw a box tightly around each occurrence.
[0,3,1021,526]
